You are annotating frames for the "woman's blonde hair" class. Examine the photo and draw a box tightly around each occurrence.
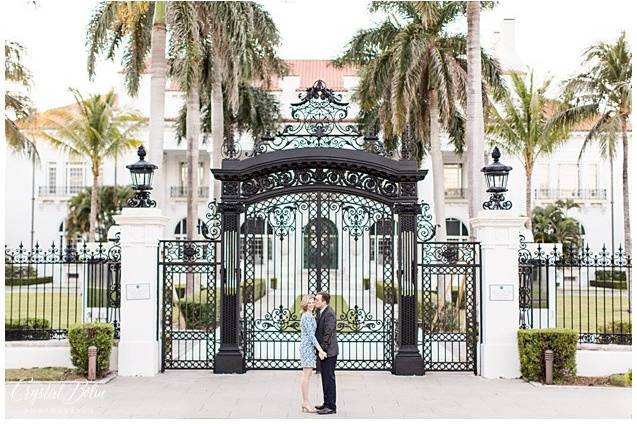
[300,294,315,313]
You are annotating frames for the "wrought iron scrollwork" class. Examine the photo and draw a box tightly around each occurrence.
[127,190,157,208]
[483,192,512,210]
[250,80,387,156]
[201,201,222,241]
[416,202,436,242]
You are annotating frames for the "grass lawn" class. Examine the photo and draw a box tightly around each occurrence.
[555,293,631,332]
[5,367,85,382]
[5,292,83,329]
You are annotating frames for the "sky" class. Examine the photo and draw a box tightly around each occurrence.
[4,0,636,111]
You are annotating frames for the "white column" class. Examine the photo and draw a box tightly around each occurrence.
[114,207,169,376]
[470,211,526,378]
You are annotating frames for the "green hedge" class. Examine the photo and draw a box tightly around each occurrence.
[363,278,370,290]
[518,328,578,383]
[270,278,278,290]
[178,301,214,330]
[68,322,114,377]
[5,318,51,341]
[590,280,628,290]
[595,270,626,281]
[240,278,267,302]
[375,281,397,304]
[597,320,631,334]
[5,276,54,286]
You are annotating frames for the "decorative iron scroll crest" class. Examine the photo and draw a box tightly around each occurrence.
[201,201,222,241]
[416,202,436,242]
[483,192,512,211]
[255,305,299,332]
[247,80,387,157]
[240,168,401,199]
[337,305,384,332]
[518,234,631,267]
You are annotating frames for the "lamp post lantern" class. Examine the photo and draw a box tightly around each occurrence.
[126,145,158,208]
[481,146,512,210]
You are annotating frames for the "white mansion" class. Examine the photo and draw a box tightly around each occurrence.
[5,20,630,251]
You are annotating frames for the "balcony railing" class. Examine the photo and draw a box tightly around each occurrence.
[444,188,465,199]
[170,186,209,198]
[534,188,607,200]
[38,186,87,197]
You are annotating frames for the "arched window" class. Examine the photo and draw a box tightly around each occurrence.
[240,218,273,264]
[369,219,394,261]
[446,218,469,242]
[303,218,338,269]
[174,218,204,240]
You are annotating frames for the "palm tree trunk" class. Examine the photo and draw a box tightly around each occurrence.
[148,2,167,210]
[525,166,533,230]
[429,92,447,242]
[620,116,631,255]
[89,168,99,242]
[185,84,200,297]
[429,92,450,304]
[211,55,224,201]
[466,1,485,231]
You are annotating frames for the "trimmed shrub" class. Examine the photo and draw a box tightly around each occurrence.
[238,278,267,302]
[518,328,578,383]
[597,320,631,334]
[362,278,370,290]
[178,302,214,330]
[5,276,54,286]
[5,318,51,341]
[421,302,460,333]
[375,281,397,304]
[595,270,627,281]
[590,280,628,290]
[174,287,186,299]
[270,278,278,290]
[68,322,114,377]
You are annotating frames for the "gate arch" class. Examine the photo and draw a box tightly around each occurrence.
[209,80,430,373]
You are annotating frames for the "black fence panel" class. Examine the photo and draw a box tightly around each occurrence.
[417,242,481,373]
[158,239,220,370]
[5,237,121,341]
[519,236,631,345]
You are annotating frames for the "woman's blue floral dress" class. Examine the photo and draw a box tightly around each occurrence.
[300,312,318,368]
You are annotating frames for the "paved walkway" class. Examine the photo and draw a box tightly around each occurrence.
[5,371,631,419]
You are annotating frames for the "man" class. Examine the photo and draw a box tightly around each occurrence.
[314,291,338,415]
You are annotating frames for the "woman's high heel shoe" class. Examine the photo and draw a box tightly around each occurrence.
[301,405,316,413]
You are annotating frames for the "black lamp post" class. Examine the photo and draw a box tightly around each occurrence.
[481,146,512,210]
[126,145,158,208]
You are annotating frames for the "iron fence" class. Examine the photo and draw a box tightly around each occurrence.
[519,236,631,344]
[4,237,121,341]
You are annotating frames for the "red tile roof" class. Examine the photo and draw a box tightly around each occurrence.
[269,59,358,91]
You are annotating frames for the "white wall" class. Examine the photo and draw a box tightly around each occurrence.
[5,340,119,371]
[576,344,632,377]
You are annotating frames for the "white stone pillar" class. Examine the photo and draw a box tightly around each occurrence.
[114,207,169,376]
[469,211,526,378]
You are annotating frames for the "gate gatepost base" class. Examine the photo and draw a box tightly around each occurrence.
[214,347,245,374]
[393,346,425,375]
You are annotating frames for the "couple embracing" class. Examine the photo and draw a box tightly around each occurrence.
[299,292,338,415]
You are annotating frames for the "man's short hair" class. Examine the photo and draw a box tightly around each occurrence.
[317,291,330,304]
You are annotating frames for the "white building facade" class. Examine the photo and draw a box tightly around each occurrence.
[5,21,630,252]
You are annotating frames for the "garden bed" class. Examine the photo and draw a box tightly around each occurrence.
[4,367,115,383]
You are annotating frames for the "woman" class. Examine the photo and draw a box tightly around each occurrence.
[300,294,327,413]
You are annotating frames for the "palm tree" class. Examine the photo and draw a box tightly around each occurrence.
[532,200,582,253]
[39,89,143,242]
[66,185,134,242]
[487,72,573,228]
[174,83,281,143]
[87,1,167,207]
[466,1,485,224]
[551,32,632,255]
[5,41,37,158]
[198,2,287,199]
[336,1,503,243]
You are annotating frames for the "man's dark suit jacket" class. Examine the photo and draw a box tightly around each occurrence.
[316,305,339,357]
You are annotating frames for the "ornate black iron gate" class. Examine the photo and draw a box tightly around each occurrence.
[158,80,481,374]
[240,192,396,370]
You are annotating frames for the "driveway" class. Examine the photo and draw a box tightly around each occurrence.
[5,371,631,419]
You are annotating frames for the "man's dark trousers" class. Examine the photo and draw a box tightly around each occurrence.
[320,355,337,411]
